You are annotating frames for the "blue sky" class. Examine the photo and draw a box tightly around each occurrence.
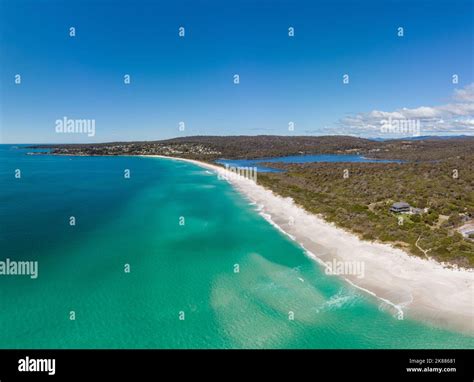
[1,0,473,143]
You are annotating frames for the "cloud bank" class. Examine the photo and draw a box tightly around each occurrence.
[336,83,474,137]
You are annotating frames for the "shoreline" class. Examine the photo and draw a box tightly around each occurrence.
[146,155,474,335]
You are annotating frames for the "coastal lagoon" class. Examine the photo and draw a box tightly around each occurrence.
[1,145,473,349]
[216,154,402,172]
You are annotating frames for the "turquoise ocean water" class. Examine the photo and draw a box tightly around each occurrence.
[0,145,473,349]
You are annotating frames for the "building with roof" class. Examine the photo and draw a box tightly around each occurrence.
[390,202,411,213]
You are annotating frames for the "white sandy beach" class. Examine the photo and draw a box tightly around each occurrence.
[148,155,474,334]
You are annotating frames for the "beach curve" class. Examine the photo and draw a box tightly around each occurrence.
[145,155,474,335]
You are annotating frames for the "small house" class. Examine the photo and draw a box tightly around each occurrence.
[390,202,411,213]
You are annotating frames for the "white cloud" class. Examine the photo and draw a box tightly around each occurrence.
[335,83,474,137]
[453,83,474,102]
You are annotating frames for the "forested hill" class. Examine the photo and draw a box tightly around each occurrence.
[31,135,474,162]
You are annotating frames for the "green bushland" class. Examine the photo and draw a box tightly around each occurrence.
[258,155,474,267]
